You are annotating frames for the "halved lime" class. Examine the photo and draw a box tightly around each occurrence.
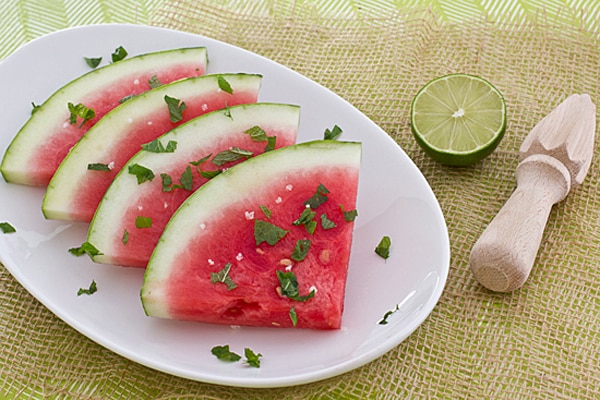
[410,73,506,166]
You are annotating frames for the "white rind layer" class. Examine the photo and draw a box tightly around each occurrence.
[88,102,301,264]
[0,47,208,184]
[42,73,262,220]
[141,140,362,318]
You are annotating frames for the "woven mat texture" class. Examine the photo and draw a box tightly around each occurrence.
[2,1,600,399]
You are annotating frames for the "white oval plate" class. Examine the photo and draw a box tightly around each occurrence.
[0,24,449,388]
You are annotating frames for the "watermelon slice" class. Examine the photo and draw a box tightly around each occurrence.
[0,47,208,186]
[141,140,361,330]
[42,73,262,223]
[87,103,300,268]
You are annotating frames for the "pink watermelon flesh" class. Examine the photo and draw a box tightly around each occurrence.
[68,89,259,222]
[108,126,297,268]
[166,167,359,330]
[30,64,205,186]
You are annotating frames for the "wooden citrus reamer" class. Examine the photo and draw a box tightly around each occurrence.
[470,94,596,292]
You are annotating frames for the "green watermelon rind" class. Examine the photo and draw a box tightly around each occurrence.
[141,140,362,320]
[0,47,208,185]
[41,73,263,221]
[87,102,301,266]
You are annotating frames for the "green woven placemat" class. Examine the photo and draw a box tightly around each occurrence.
[1,1,600,399]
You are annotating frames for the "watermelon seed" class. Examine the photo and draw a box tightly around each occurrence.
[255,248,266,255]
[245,211,255,220]
[279,258,292,267]
[275,197,282,204]
[289,307,298,327]
[236,253,244,261]
[200,223,206,230]
[134,79,140,85]
[319,249,331,264]
[285,184,294,191]
[208,259,215,266]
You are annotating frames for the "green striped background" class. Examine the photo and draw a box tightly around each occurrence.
[0,0,162,60]
[1,0,598,62]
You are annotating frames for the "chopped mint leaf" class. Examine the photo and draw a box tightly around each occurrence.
[190,154,212,167]
[111,46,128,62]
[254,220,289,246]
[244,348,262,368]
[164,95,187,123]
[165,141,178,152]
[84,57,102,68]
[265,136,277,152]
[291,239,311,262]
[119,94,136,103]
[122,229,129,245]
[77,280,97,296]
[217,75,233,94]
[292,207,317,234]
[305,220,317,235]
[0,222,16,234]
[378,304,400,325]
[161,167,194,191]
[244,125,268,142]
[223,104,233,120]
[178,166,194,190]
[200,169,222,179]
[211,345,241,362]
[191,154,223,179]
[148,74,162,88]
[259,205,272,219]
[87,163,111,171]
[304,183,330,209]
[128,163,155,184]
[324,124,343,140]
[320,213,337,230]
[340,205,358,222]
[135,216,152,229]
[69,241,102,259]
[375,235,391,260]
[141,139,177,153]
[289,306,298,327]
[212,147,252,167]
[68,102,95,128]
[210,263,237,290]
[160,173,174,192]
[31,102,41,115]
[276,270,315,302]
[292,207,316,226]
